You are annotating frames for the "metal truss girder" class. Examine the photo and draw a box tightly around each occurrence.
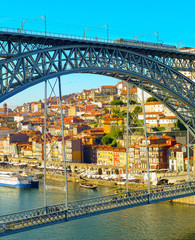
[0,37,53,58]
[0,45,194,135]
[0,32,195,72]
[150,55,195,72]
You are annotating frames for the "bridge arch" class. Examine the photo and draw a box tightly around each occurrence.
[0,45,194,135]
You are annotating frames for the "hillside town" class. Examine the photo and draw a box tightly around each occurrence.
[0,80,194,177]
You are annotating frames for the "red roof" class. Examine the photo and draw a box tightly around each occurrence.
[138,112,163,115]
[121,89,137,95]
[179,47,193,50]
[101,85,116,88]
[145,101,162,105]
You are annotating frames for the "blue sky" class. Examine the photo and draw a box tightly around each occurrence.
[0,0,194,107]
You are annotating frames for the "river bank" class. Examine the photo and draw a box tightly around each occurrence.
[1,164,195,205]
[1,179,195,240]
[0,165,151,192]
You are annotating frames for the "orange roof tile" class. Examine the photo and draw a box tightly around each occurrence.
[145,102,162,105]
[138,112,163,115]
[121,89,137,95]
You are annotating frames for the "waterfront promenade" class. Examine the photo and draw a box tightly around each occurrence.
[1,159,194,187]
[1,157,195,206]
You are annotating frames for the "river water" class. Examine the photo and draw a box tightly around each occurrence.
[0,182,195,240]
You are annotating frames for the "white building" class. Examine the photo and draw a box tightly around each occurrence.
[138,101,178,127]
[168,144,186,172]
[144,102,175,116]
[145,116,177,126]
[115,81,127,95]
[14,114,30,123]
[169,151,185,172]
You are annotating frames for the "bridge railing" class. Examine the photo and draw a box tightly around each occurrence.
[68,181,195,208]
[150,184,195,202]
[0,27,180,52]
[0,181,194,224]
[68,188,149,209]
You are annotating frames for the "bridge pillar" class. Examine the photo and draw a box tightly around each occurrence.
[58,76,68,208]
[193,145,195,176]
[0,66,2,94]
[43,77,68,208]
[187,127,195,180]
[141,81,150,194]
[126,81,130,192]
[44,80,47,207]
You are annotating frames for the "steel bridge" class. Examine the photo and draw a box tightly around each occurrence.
[0,27,195,73]
[0,28,194,136]
[0,181,195,237]
[0,28,195,237]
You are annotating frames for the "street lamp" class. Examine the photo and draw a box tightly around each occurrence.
[133,32,159,43]
[177,40,195,49]
[83,24,109,42]
[21,15,47,36]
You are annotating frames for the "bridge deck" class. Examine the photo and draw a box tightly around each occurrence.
[0,27,194,57]
[0,181,195,237]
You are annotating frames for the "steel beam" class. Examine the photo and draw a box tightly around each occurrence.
[0,45,194,135]
[0,30,194,73]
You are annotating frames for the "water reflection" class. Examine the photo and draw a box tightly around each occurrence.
[0,182,195,240]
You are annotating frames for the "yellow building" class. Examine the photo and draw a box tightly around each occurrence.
[103,118,123,133]
[97,146,114,165]
[68,106,78,116]
[97,146,130,167]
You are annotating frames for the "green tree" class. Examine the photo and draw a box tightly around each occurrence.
[95,115,100,121]
[112,108,120,115]
[109,126,122,139]
[101,135,113,145]
[132,106,142,115]
[111,139,117,146]
[129,100,137,105]
[146,97,158,102]
[110,99,124,106]
[104,108,109,114]
[153,127,165,131]
[132,119,144,132]
[101,126,122,146]
[118,110,127,118]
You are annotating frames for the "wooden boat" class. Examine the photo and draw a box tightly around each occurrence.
[79,182,97,189]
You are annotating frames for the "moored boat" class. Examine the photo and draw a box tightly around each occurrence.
[30,178,39,188]
[22,173,39,188]
[79,182,97,189]
[0,172,31,188]
[22,172,39,188]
